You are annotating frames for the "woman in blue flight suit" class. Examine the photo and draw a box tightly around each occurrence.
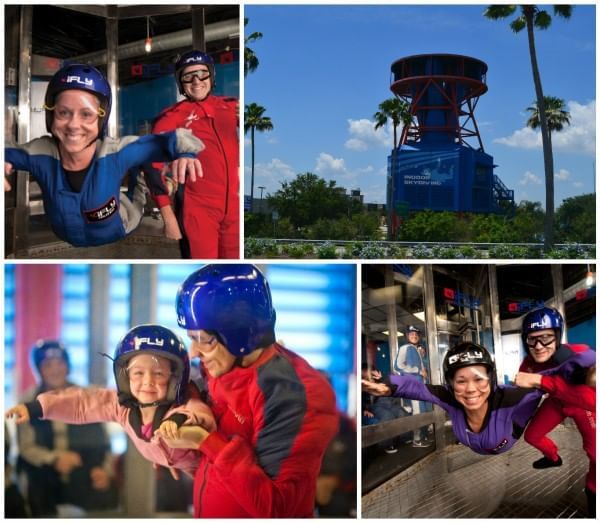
[5,64,203,248]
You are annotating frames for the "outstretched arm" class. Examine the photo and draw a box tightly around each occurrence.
[5,404,30,424]
[118,129,204,185]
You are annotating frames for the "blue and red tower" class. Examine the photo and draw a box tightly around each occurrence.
[387,53,514,236]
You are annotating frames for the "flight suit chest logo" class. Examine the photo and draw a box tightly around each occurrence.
[84,196,118,222]
[227,404,246,425]
[488,437,509,453]
[185,110,200,128]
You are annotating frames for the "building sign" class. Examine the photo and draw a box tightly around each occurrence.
[507,299,545,313]
[131,63,175,78]
[399,152,458,188]
[443,287,480,309]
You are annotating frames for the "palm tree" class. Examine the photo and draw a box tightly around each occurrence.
[484,5,573,249]
[373,98,412,150]
[244,18,262,77]
[374,98,413,239]
[244,103,273,212]
[526,96,571,148]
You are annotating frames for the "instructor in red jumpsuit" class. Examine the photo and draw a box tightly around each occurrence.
[151,50,239,258]
[161,264,339,517]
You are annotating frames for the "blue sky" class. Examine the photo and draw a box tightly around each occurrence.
[244,4,596,207]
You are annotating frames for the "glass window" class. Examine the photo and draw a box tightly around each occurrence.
[106,264,132,387]
[4,265,16,409]
[157,264,204,340]
[267,264,355,413]
[61,264,90,386]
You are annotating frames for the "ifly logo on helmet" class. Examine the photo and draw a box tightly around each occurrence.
[184,56,204,64]
[134,337,165,350]
[64,76,94,87]
[448,350,483,365]
[528,320,548,329]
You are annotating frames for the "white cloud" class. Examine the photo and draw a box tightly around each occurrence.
[519,171,542,185]
[494,127,541,149]
[555,168,571,181]
[344,118,391,151]
[494,100,596,155]
[315,152,346,173]
[243,157,297,196]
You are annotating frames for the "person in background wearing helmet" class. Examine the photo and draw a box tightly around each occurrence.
[363,342,545,455]
[4,64,203,248]
[158,264,339,517]
[6,325,215,479]
[393,325,432,448]
[147,50,239,258]
[514,307,595,515]
[6,340,117,516]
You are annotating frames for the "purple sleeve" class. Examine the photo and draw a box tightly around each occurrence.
[388,374,453,411]
[541,346,596,383]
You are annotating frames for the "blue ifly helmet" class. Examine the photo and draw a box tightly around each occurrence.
[521,307,564,347]
[175,50,215,97]
[176,264,276,357]
[113,324,190,406]
[44,63,112,137]
[31,339,70,374]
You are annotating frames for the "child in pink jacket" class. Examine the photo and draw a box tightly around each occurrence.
[6,325,215,477]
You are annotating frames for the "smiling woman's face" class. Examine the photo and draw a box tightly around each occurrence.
[51,90,101,155]
[451,365,491,412]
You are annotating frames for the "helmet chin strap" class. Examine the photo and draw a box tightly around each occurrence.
[135,398,173,408]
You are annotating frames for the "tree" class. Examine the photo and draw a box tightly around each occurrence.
[555,193,595,243]
[268,172,362,230]
[398,210,469,242]
[244,18,262,76]
[526,96,571,134]
[512,200,545,242]
[373,98,412,151]
[484,5,573,250]
[244,103,273,212]
[374,97,413,240]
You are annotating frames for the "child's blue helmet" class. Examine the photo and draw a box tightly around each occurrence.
[113,324,190,406]
[521,307,563,347]
[176,264,276,357]
[44,63,112,137]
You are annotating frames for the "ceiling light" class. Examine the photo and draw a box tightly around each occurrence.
[145,17,152,53]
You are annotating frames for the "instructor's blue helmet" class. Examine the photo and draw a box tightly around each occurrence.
[521,307,563,347]
[31,339,70,374]
[176,264,276,357]
[113,324,190,406]
[44,63,112,137]
[175,50,215,97]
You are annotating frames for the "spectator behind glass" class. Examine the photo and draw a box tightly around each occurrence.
[13,340,118,517]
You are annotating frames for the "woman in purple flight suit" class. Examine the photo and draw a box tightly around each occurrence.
[363,342,544,455]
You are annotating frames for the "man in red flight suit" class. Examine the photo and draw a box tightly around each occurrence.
[516,306,596,516]
[161,264,340,517]
[151,50,239,258]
